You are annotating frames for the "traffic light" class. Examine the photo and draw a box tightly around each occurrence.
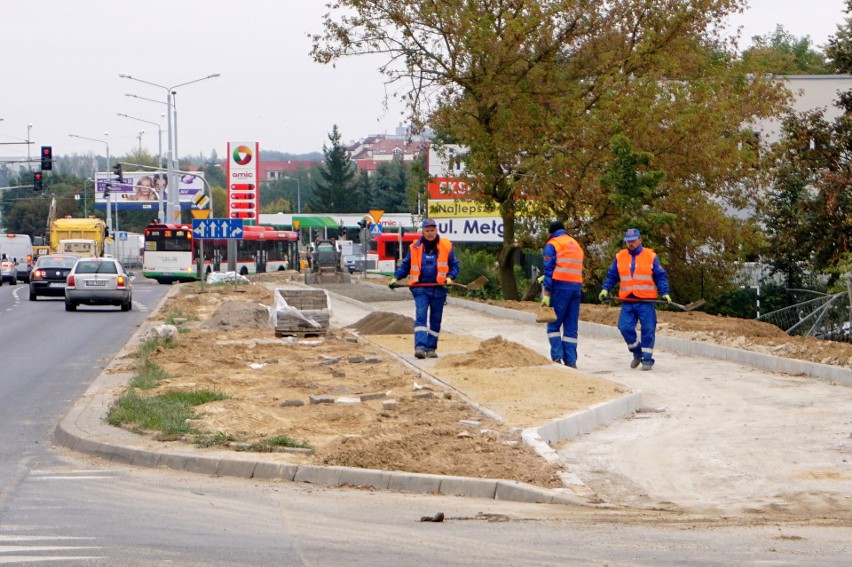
[33,171,43,191]
[103,182,110,198]
[113,163,123,183]
[40,146,53,170]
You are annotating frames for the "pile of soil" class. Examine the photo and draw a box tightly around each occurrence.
[436,335,551,369]
[347,312,414,335]
[200,300,271,329]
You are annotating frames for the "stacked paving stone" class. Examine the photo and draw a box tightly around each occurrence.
[274,288,331,337]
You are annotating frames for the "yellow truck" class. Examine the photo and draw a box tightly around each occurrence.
[49,217,107,258]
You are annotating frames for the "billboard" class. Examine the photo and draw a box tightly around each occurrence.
[94,171,205,211]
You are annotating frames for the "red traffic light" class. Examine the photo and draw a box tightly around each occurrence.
[40,146,53,171]
[33,172,44,191]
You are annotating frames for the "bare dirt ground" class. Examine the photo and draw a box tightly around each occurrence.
[487,299,852,368]
[120,273,851,495]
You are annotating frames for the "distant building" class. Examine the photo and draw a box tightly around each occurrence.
[347,135,429,176]
[259,160,319,181]
[752,75,852,145]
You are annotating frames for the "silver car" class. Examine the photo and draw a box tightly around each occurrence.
[0,256,17,285]
[65,257,133,312]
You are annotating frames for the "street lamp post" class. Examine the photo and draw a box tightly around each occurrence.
[117,113,163,168]
[119,73,220,224]
[69,133,112,236]
[283,176,301,214]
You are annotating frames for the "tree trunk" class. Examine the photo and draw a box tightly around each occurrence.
[498,203,519,300]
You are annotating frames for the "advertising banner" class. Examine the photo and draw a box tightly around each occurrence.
[427,177,473,200]
[94,171,205,210]
[427,199,498,218]
[431,217,503,243]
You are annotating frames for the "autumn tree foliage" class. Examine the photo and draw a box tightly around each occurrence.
[313,0,789,300]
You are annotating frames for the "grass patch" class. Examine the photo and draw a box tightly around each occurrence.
[107,389,229,440]
[164,307,197,326]
[131,337,175,390]
[108,334,230,439]
[246,435,312,452]
[193,432,238,448]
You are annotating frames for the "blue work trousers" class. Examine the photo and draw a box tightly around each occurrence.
[411,286,448,352]
[617,301,657,365]
[546,287,581,366]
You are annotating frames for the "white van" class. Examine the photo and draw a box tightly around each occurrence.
[0,234,34,282]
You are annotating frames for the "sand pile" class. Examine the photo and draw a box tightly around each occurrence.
[348,312,414,335]
[436,336,551,369]
[201,301,272,329]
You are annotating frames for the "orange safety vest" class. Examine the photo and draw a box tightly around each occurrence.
[616,248,658,299]
[409,238,453,284]
[547,234,584,283]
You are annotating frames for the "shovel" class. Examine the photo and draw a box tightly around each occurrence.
[389,275,488,291]
[612,296,706,312]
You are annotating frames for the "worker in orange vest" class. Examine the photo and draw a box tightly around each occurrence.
[540,220,584,368]
[389,218,460,359]
[599,228,671,371]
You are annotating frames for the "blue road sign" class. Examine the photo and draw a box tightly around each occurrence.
[192,218,245,239]
[370,223,382,237]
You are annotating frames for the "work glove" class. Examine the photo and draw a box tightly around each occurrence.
[598,289,609,302]
[446,278,454,285]
[536,275,544,285]
[662,294,672,303]
[541,295,551,307]
[388,278,397,288]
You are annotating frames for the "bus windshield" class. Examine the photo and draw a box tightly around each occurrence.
[144,227,192,252]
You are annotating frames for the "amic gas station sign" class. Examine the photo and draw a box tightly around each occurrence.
[227,141,259,223]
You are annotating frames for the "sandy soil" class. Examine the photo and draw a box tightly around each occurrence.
[123,273,851,499]
[487,299,852,369]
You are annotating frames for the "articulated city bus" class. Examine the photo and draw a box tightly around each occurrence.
[143,223,299,284]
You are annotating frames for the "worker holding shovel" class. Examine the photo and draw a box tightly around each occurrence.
[389,218,460,359]
[598,228,671,371]
[540,220,584,368]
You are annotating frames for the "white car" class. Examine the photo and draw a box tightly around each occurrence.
[65,257,133,312]
[0,257,17,285]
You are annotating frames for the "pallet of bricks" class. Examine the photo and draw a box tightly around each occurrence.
[273,288,330,337]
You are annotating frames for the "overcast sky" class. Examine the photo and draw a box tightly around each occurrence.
[0,0,847,162]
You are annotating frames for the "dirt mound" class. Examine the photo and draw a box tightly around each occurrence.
[348,311,414,335]
[437,336,551,369]
[200,300,271,329]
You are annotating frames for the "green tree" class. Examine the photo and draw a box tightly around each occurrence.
[308,125,359,213]
[826,1,852,72]
[368,161,410,211]
[313,0,789,300]
[763,107,852,290]
[741,25,831,74]
[600,134,670,238]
